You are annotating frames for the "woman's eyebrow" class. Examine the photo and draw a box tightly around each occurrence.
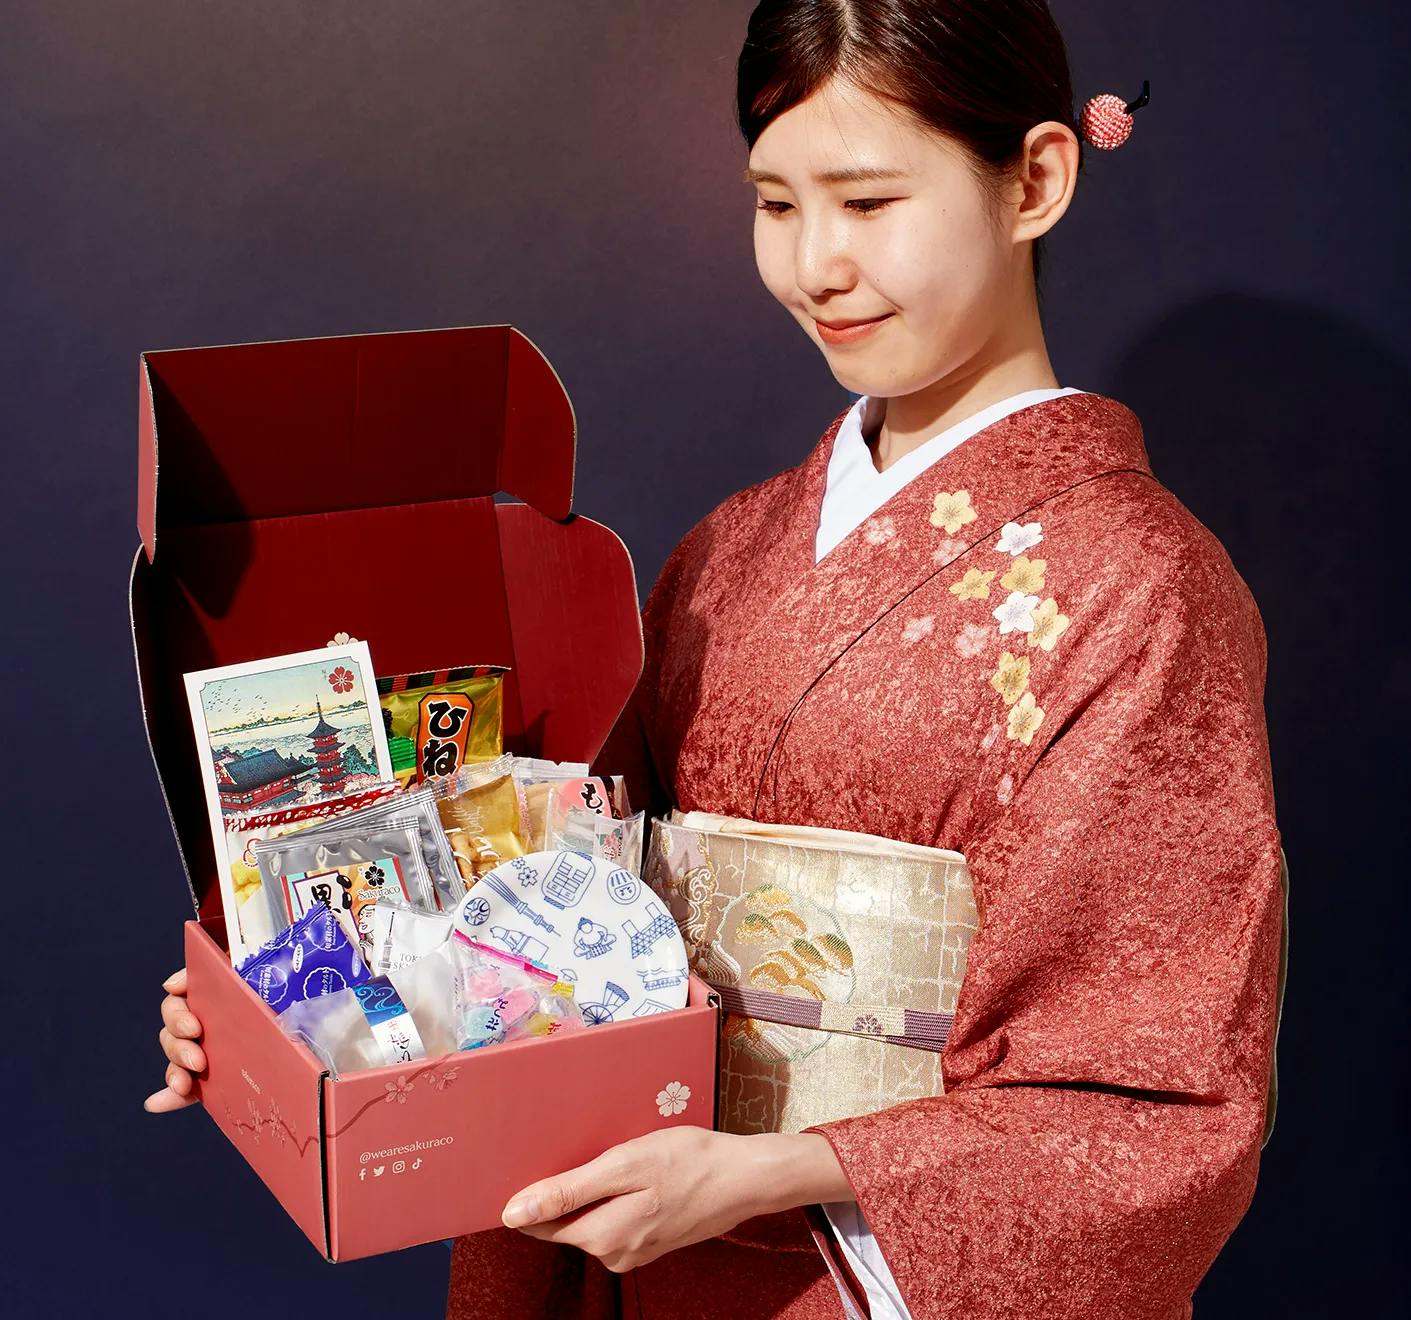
[742,165,911,185]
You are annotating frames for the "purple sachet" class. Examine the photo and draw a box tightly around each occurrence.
[237,901,370,1012]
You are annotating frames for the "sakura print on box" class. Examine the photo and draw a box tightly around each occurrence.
[185,643,394,962]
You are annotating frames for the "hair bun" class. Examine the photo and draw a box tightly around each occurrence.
[1080,79,1150,150]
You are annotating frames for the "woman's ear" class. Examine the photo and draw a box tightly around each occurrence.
[1012,121,1080,244]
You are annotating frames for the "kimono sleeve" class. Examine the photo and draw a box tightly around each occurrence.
[802,536,1285,1319]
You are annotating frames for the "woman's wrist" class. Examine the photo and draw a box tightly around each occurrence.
[744,1130,855,1213]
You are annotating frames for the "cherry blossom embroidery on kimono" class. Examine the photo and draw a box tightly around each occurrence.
[989,652,1030,705]
[1000,555,1046,594]
[929,489,977,535]
[993,590,1039,635]
[934,508,1079,752]
[863,514,897,545]
[950,568,995,601]
[954,622,990,658]
[1028,597,1071,651]
[995,519,1044,554]
[901,616,935,644]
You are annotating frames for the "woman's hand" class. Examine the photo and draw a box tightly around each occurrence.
[500,1126,852,1273]
[144,968,207,1113]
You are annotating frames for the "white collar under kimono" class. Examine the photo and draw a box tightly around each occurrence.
[814,386,1088,564]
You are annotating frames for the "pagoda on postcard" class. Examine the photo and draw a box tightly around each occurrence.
[308,698,350,795]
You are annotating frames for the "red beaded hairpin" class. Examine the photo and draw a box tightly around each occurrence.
[1079,80,1150,150]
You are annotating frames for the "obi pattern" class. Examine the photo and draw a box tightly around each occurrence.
[645,811,979,1135]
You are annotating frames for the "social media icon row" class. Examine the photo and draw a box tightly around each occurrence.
[359,1155,425,1181]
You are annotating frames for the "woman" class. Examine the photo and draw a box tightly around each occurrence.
[149,3,1284,1317]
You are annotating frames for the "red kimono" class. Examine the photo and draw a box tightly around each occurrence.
[447,391,1284,1319]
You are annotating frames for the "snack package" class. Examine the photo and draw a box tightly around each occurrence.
[548,806,646,877]
[222,784,403,955]
[511,758,615,851]
[431,753,530,885]
[237,902,371,1012]
[295,784,461,913]
[378,666,508,784]
[369,904,455,975]
[505,982,587,1043]
[450,933,586,1050]
[279,940,461,1076]
[252,819,436,958]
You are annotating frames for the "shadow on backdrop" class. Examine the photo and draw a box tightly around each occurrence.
[1112,292,1408,1316]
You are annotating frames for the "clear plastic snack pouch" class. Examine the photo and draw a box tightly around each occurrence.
[511,758,624,851]
[548,805,645,877]
[252,818,438,960]
[505,982,586,1043]
[369,904,455,976]
[279,939,461,1076]
[450,932,586,1050]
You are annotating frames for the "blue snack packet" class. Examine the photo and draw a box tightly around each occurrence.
[238,901,370,1012]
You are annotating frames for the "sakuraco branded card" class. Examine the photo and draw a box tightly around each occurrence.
[184,643,394,963]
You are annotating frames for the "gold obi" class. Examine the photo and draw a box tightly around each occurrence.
[645,810,979,1136]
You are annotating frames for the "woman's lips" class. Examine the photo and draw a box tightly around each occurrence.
[814,314,892,346]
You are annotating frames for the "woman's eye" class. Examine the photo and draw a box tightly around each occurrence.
[754,197,895,217]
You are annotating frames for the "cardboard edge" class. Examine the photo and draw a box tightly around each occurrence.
[138,354,159,561]
[320,1072,335,1262]
[140,320,516,361]
[577,514,643,614]
[496,504,643,763]
[706,985,723,1132]
[504,325,576,520]
[129,544,200,916]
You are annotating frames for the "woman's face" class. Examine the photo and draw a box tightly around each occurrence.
[747,76,1025,398]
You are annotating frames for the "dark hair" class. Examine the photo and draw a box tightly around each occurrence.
[736,0,1081,298]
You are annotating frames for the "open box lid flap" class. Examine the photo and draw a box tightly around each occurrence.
[138,324,575,559]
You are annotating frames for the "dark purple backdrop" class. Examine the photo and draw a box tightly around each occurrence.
[3,2,1405,1316]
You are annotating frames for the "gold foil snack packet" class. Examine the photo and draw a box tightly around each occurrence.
[377,666,508,784]
[432,753,529,886]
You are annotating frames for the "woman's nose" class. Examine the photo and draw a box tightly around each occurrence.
[794,215,856,298]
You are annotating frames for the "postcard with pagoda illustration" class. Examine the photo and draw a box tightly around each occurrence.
[184,642,394,962]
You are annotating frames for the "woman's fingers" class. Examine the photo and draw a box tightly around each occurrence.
[159,1026,206,1073]
[144,1084,200,1114]
[502,1143,641,1227]
[148,969,203,1114]
[160,992,202,1041]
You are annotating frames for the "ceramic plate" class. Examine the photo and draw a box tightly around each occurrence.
[454,850,689,1023]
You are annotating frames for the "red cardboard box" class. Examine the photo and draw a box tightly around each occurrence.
[130,325,721,1260]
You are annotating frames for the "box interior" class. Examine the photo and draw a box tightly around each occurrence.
[130,325,645,924]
